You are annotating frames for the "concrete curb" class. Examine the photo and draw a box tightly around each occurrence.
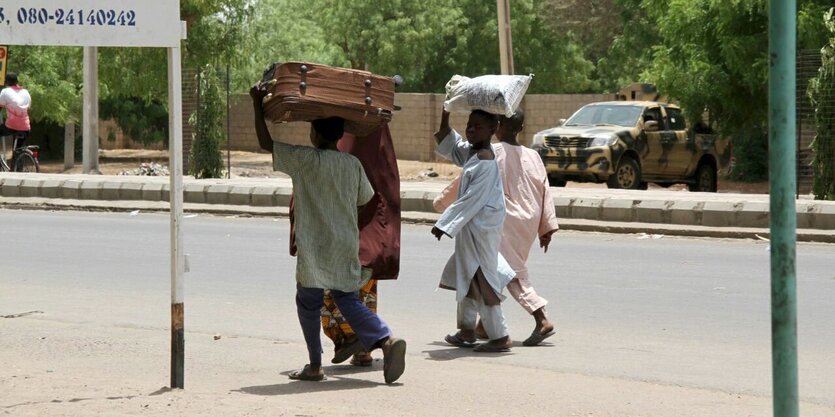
[2,173,835,237]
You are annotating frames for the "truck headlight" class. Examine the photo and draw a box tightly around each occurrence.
[589,135,617,147]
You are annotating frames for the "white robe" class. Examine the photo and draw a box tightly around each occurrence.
[434,130,515,302]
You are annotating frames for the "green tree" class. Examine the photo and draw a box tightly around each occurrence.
[190,65,226,179]
[542,0,623,66]
[598,0,833,181]
[596,0,661,92]
[232,0,345,91]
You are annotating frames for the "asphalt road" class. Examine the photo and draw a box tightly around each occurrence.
[2,209,834,408]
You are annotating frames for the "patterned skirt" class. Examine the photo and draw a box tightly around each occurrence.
[321,279,378,350]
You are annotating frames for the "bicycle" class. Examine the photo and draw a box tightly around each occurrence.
[0,132,39,173]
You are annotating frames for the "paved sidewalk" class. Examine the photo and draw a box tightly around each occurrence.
[2,173,834,242]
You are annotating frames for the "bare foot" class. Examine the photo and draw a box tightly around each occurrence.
[475,320,488,340]
[288,364,325,381]
[533,307,555,336]
[351,351,373,367]
[458,329,476,343]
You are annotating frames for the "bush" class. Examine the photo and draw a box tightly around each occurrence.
[727,129,769,182]
[189,65,225,179]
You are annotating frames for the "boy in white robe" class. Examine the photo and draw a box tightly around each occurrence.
[434,110,560,346]
[431,109,515,352]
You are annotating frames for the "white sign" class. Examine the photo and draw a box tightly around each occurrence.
[0,0,181,47]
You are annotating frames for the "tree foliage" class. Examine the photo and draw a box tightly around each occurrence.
[808,8,835,200]
[234,0,595,93]
[593,0,832,181]
[189,66,225,179]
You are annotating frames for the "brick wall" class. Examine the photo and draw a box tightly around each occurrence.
[228,92,613,160]
[112,92,614,161]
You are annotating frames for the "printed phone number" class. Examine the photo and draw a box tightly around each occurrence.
[0,7,137,27]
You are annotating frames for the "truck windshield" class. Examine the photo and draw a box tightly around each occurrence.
[564,105,643,127]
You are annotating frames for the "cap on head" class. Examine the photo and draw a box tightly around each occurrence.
[311,117,345,142]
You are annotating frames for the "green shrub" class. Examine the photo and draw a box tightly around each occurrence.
[189,65,225,179]
[727,128,769,182]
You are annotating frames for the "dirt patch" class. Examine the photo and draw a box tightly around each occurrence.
[38,149,463,182]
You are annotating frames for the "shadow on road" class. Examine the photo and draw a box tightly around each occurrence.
[235,364,399,395]
[422,341,518,361]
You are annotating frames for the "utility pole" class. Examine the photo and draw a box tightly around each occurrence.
[497,0,515,75]
[82,47,100,174]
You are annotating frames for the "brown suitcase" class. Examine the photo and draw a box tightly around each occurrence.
[261,62,398,136]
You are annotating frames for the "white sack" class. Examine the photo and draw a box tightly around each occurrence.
[443,74,532,117]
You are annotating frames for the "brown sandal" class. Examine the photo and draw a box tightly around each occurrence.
[332,337,364,364]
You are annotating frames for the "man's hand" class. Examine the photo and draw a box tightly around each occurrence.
[431,226,446,241]
[250,82,268,105]
[539,230,557,253]
[250,82,273,152]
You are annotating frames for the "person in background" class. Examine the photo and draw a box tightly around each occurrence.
[0,72,32,155]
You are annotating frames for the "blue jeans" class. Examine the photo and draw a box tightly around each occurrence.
[295,284,391,367]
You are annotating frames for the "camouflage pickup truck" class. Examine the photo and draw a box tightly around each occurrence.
[530,101,732,191]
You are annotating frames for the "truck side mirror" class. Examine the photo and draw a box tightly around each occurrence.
[557,118,566,126]
[644,120,659,131]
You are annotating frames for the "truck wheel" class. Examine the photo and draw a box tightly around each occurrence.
[607,156,642,189]
[548,175,567,187]
[689,163,717,192]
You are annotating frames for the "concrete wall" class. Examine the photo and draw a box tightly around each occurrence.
[111,92,614,161]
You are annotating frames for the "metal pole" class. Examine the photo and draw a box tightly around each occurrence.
[226,63,231,179]
[63,123,75,170]
[768,1,798,416]
[167,44,186,390]
[496,0,514,75]
[82,47,100,174]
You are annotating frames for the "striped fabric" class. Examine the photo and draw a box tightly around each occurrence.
[274,141,374,292]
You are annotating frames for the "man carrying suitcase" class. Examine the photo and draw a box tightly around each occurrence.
[250,82,406,384]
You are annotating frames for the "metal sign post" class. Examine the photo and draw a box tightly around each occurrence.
[768,0,799,416]
[0,45,7,82]
[1,0,187,389]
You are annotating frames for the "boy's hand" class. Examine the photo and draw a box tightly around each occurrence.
[431,226,446,241]
[434,109,451,144]
[539,230,556,252]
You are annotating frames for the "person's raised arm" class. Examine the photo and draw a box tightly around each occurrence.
[250,83,273,152]
[434,109,451,144]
